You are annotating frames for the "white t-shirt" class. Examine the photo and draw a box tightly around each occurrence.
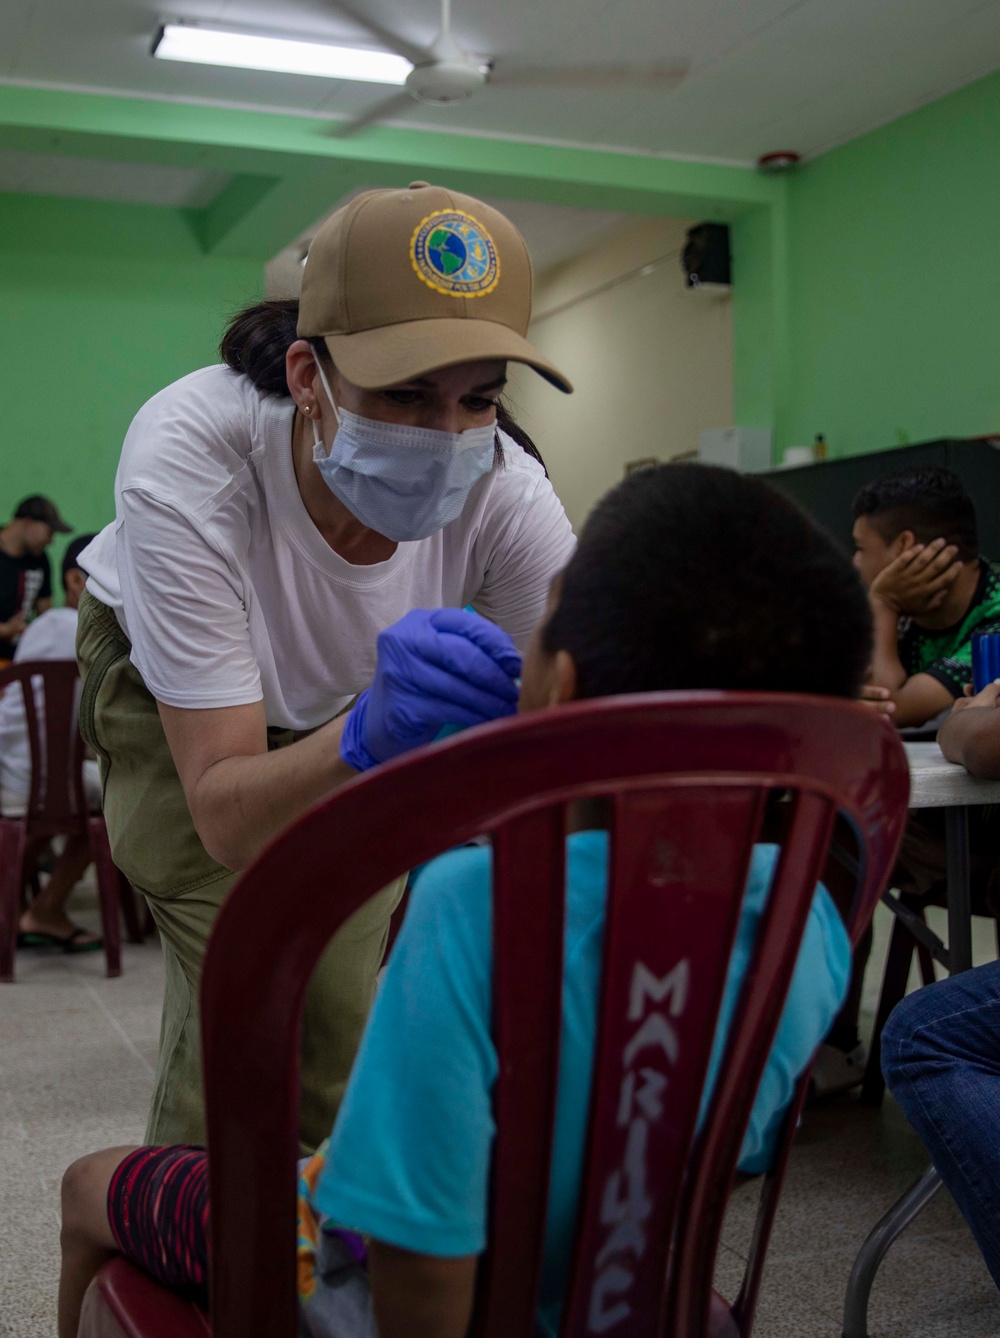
[0,610,97,802]
[81,366,575,731]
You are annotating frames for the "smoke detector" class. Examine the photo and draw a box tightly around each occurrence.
[756,151,801,173]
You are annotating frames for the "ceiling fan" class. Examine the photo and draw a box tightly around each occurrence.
[326,0,689,136]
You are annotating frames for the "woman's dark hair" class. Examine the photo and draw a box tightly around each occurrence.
[852,465,978,562]
[544,463,872,701]
[219,299,546,473]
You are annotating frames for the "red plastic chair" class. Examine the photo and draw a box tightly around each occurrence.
[0,659,146,983]
[80,692,909,1338]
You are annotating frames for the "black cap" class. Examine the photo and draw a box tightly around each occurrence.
[14,495,72,534]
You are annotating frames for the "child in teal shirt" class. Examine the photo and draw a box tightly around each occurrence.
[60,463,873,1338]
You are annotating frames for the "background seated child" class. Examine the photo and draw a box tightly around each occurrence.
[818,467,1000,1095]
[59,463,874,1338]
[851,464,1000,730]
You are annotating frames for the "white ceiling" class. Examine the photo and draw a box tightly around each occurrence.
[1,0,999,163]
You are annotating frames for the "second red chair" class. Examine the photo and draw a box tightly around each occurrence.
[0,659,147,983]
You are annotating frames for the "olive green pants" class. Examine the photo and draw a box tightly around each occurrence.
[76,589,404,1151]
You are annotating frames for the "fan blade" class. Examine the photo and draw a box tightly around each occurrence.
[488,61,689,90]
[324,0,429,67]
[329,90,416,137]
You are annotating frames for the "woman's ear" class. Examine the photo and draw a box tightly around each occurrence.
[549,650,578,706]
[286,340,321,416]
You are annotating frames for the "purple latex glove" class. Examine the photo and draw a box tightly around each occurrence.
[340,608,522,772]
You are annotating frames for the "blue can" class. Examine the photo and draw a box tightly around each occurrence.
[971,632,1000,693]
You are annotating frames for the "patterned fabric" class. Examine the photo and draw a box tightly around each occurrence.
[107,1145,210,1301]
[106,1140,371,1335]
[297,1141,328,1302]
[899,560,1000,697]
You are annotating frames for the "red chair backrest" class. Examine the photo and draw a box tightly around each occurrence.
[200,692,909,1338]
[0,659,85,837]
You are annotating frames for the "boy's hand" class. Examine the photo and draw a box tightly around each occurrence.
[870,538,962,615]
[951,680,1000,714]
[857,684,895,716]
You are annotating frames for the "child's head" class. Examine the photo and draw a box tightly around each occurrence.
[519,463,871,710]
[851,465,978,587]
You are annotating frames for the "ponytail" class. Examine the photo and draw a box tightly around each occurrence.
[495,401,547,476]
[220,300,547,475]
[220,299,326,397]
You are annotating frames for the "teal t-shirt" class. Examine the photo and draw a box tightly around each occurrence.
[314,833,850,1335]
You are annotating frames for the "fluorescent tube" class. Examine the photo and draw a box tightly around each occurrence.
[152,24,412,85]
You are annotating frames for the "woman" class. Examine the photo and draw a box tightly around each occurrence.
[77,182,574,1150]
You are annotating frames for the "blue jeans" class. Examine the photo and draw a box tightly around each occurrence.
[882,959,1000,1288]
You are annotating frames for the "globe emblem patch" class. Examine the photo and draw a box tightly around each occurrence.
[410,210,500,298]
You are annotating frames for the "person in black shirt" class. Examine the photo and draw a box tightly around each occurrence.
[0,495,72,660]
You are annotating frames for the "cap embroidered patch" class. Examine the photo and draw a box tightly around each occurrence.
[410,210,500,298]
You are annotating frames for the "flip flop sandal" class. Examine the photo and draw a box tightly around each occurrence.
[17,929,104,954]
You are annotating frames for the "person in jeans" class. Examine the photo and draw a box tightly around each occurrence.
[882,677,1000,1287]
[58,464,873,1338]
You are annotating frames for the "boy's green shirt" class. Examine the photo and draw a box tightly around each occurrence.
[899,560,1000,697]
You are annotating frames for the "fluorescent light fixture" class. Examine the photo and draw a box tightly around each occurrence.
[152,24,412,85]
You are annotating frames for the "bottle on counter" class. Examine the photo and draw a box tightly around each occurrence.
[813,433,828,462]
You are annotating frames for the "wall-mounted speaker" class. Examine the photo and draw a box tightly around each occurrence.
[681,223,731,288]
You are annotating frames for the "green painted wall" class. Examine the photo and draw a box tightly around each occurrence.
[0,193,260,583]
[779,68,1000,460]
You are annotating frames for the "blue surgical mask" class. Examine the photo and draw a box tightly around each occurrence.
[310,363,497,542]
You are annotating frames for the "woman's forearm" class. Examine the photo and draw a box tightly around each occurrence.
[192,718,357,870]
[157,698,359,871]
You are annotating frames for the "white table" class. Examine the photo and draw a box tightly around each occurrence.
[904,741,1000,973]
[907,740,1000,808]
[844,742,1000,1337]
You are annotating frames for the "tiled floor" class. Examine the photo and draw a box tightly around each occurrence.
[2,891,1000,1337]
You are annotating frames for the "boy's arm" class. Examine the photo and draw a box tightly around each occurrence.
[369,1243,477,1338]
[867,540,963,727]
[938,682,1000,778]
[868,597,953,726]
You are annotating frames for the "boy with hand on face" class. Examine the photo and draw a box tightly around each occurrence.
[814,466,1000,1097]
[852,465,1000,729]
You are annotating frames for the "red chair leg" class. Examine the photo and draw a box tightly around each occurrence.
[88,818,122,979]
[0,821,28,983]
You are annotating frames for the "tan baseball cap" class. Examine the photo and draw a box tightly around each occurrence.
[297,182,572,393]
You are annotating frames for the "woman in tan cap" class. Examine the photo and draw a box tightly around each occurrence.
[74,183,575,1152]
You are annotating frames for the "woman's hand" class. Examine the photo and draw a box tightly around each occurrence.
[341,609,522,772]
